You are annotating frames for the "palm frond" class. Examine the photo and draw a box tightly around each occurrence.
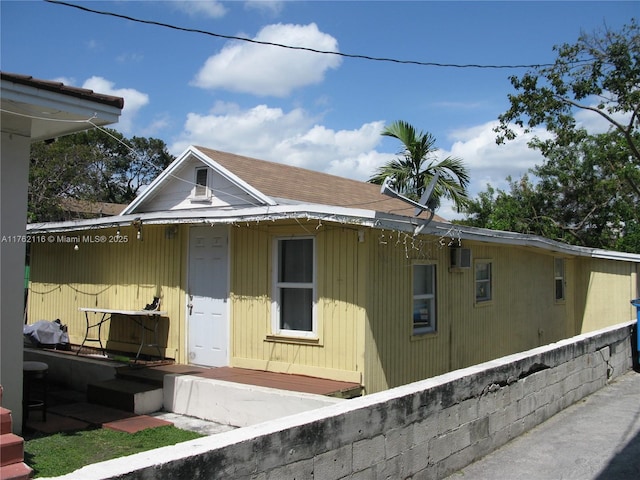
[373,120,471,211]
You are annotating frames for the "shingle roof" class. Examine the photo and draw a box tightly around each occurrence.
[59,199,127,216]
[1,72,125,109]
[196,146,448,222]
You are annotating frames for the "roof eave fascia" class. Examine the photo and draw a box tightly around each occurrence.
[1,79,121,127]
[26,204,383,234]
[25,205,640,263]
[423,222,593,257]
[591,249,640,262]
[424,223,640,261]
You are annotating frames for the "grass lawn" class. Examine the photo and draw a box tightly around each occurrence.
[24,426,204,478]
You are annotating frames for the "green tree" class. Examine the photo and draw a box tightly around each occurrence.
[467,20,640,252]
[369,120,470,211]
[28,140,95,222]
[459,175,558,238]
[532,131,639,248]
[460,132,640,252]
[495,19,640,198]
[28,129,174,222]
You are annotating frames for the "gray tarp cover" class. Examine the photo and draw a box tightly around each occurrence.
[24,320,69,345]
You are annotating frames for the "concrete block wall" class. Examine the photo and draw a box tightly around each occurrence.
[52,321,635,480]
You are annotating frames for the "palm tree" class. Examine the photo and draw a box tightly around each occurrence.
[369,120,471,211]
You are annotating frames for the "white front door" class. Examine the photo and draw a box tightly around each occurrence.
[187,225,229,366]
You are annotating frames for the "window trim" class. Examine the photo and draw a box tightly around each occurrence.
[271,236,317,339]
[412,262,437,335]
[554,257,565,302]
[192,167,210,199]
[474,259,493,304]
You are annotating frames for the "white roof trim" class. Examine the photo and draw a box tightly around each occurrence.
[121,146,277,215]
[25,203,640,263]
[27,204,386,233]
[1,78,122,141]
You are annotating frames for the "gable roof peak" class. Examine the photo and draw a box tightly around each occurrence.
[124,145,447,221]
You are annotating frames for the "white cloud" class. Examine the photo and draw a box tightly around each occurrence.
[52,76,75,86]
[446,121,546,184]
[171,103,315,156]
[171,103,388,177]
[171,104,553,222]
[438,121,549,220]
[271,121,388,175]
[326,150,394,182]
[244,1,285,16]
[139,113,171,137]
[192,23,342,96]
[82,76,149,134]
[172,0,227,18]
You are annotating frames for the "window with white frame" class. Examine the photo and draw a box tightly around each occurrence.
[194,167,208,197]
[272,237,316,337]
[475,261,492,303]
[554,258,565,301]
[413,263,436,334]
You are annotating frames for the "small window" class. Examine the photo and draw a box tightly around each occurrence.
[413,264,436,334]
[194,168,208,197]
[554,258,565,301]
[475,261,492,303]
[272,237,316,337]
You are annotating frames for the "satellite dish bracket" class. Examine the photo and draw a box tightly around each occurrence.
[380,173,440,235]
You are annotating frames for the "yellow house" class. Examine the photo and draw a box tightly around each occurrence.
[26,146,640,394]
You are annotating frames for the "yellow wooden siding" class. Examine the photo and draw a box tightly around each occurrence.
[230,223,365,383]
[28,219,637,394]
[363,234,573,393]
[364,232,451,393]
[28,225,184,359]
[574,257,638,333]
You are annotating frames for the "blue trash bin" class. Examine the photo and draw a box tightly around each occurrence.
[632,299,640,364]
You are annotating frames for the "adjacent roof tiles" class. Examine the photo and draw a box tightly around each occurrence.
[1,72,124,109]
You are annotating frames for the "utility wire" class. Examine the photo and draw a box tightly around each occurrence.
[3,106,398,210]
[45,0,557,70]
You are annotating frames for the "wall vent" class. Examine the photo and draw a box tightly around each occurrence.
[450,247,472,270]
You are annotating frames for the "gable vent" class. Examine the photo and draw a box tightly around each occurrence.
[450,247,472,270]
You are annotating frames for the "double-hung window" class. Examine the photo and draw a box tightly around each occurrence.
[413,263,436,334]
[273,237,316,337]
[475,261,492,303]
[554,258,565,301]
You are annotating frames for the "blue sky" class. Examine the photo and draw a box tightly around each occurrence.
[1,1,636,218]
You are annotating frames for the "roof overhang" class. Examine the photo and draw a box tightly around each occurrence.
[25,204,640,263]
[1,72,123,141]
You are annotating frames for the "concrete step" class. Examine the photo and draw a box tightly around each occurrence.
[87,379,163,415]
[0,461,33,480]
[115,366,166,388]
[0,433,24,467]
[0,407,12,434]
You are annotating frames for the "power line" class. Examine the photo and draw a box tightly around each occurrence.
[45,0,556,70]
